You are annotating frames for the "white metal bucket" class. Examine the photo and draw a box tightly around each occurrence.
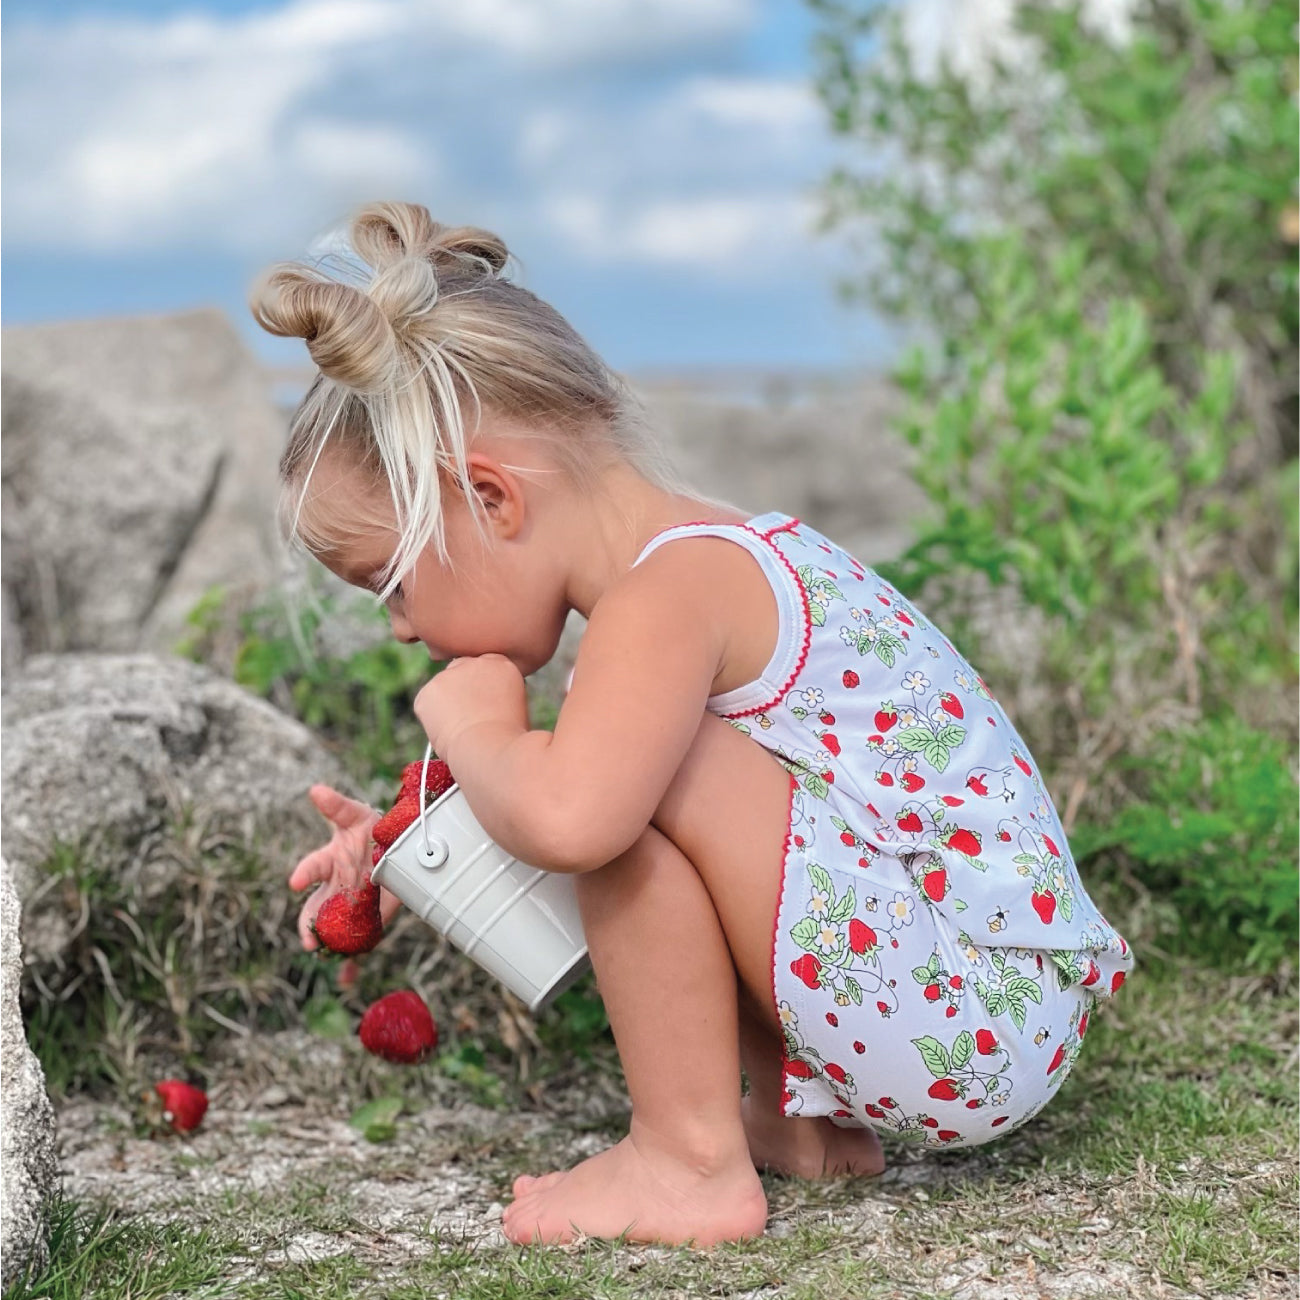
[371,747,590,1015]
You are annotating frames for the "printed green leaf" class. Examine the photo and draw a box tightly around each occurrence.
[809,602,827,627]
[1009,1000,1028,1031]
[876,640,897,668]
[927,952,941,975]
[1060,892,1075,922]
[808,863,834,900]
[912,966,933,984]
[845,976,863,1006]
[924,739,952,772]
[951,1030,976,1070]
[828,889,856,924]
[954,898,970,910]
[936,724,967,747]
[1013,854,1041,866]
[790,917,820,948]
[985,991,1008,1015]
[990,949,1007,972]
[790,706,809,720]
[804,773,831,800]
[912,1035,951,1078]
[831,816,849,833]
[1009,978,1044,1004]
[897,727,934,751]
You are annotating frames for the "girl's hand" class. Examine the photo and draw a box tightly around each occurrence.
[288,784,403,952]
[413,653,529,762]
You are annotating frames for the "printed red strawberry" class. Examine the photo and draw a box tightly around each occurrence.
[896,809,922,834]
[1047,1043,1067,1075]
[848,919,878,955]
[838,831,856,847]
[821,770,835,784]
[997,830,1012,841]
[854,1041,866,1053]
[1042,834,1061,858]
[154,1079,208,1133]
[311,880,384,955]
[1081,960,1101,986]
[939,692,964,719]
[373,793,421,850]
[358,990,438,1064]
[785,1058,816,1080]
[922,1117,939,1128]
[400,758,455,802]
[825,1012,838,1026]
[1111,971,1127,994]
[966,775,988,796]
[823,733,841,756]
[966,1099,983,1109]
[819,711,836,725]
[927,1078,961,1101]
[790,954,823,989]
[923,982,942,1002]
[896,611,914,626]
[864,1103,885,1118]
[842,670,860,689]
[1014,755,1033,777]
[941,795,964,807]
[948,974,963,989]
[945,828,981,858]
[1077,1012,1089,1038]
[874,705,897,733]
[922,868,947,902]
[824,1062,848,1084]
[876,771,894,787]
[900,772,925,793]
[937,1130,960,1142]
[975,1028,998,1055]
[877,1096,896,1108]
[991,1115,1009,1127]
[1031,889,1057,925]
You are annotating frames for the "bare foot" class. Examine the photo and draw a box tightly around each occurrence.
[740,1095,886,1179]
[502,1126,767,1247]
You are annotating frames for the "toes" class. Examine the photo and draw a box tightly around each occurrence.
[512,1174,538,1198]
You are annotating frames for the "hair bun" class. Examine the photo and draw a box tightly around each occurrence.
[350,201,509,277]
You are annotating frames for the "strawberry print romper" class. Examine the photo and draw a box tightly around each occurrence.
[632,512,1134,1148]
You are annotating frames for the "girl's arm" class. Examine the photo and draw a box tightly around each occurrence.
[433,542,731,872]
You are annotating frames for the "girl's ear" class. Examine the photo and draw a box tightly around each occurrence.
[463,452,525,539]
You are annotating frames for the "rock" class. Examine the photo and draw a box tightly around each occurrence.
[0,855,58,1289]
[1,309,287,664]
[1,653,348,942]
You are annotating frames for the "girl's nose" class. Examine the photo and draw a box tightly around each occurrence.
[388,609,419,645]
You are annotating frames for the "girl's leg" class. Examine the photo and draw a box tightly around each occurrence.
[502,822,767,1246]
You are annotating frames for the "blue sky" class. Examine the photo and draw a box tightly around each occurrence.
[1,0,899,374]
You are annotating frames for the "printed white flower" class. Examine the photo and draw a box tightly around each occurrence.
[778,1000,797,1026]
[903,670,930,692]
[839,625,857,648]
[815,923,841,954]
[811,588,830,607]
[809,888,830,916]
[955,672,970,689]
[899,709,917,726]
[800,687,825,708]
[991,1091,1010,1108]
[849,606,864,621]
[880,738,899,757]
[1052,870,1068,894]
[902,756,918,773]
[887,892,915,927]
[864,626,879,642]
[962,941,983,965]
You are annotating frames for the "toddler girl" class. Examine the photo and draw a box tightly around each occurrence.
[265,200,1133,1249]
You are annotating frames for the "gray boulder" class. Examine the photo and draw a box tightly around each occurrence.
[1,309,287,664]
[0,855,58,1289]
[2,653,347,949]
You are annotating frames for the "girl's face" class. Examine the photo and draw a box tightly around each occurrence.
[302,448,571,676]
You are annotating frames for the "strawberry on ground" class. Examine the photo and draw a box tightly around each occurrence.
[358,990,439,1064]
[311,880,384,955]
[154,1080,208,1133]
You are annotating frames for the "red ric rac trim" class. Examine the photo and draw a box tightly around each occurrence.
[773,773,799,1116]
[721,519,812,718]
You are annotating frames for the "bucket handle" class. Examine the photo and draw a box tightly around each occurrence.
[418,742,438,858]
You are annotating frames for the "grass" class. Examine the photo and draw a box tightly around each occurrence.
[10,958,1296,1300]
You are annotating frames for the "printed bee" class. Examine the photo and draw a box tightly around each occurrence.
[757,713,774,730]
[986,907,1008,934]
[864,895,880,913]
[926,644,941,659]
[1034,1026,1051,1046]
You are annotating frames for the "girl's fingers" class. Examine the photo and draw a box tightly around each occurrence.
[288,846,335,893]
[378,886,404,927]
[309,784,379,832]
[298,884,327,950]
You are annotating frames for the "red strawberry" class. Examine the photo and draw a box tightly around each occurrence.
[864,1104,885,1118]
[966,1099,983,1109]
[876,1001,889,1014]
[823,734,841,756]
[945,828,981,858]
[997,830,1012,842]
[822,771,835,785]
[373,794,421,850]
[1047,1043,1067,1075]
[900,772,925,793]
[1043,834,1061,857]
[922,1117,939,1128]
[842,670,860,689]
[1014,755,1033,777]
[877,1096,896,1108]
[790,954,823,989]
[922,869,947,902]
[991,1115,1009,1127]
[1077,1012,1090,1038]
[785,1059,816,1080]
[311,881,384,955]
[1081,960,1101,986]
[874,706,897,733]
[358,990,438,1064]
[825,1012,839,1026]
[819,711,836,725]
[896,611,914,626]
[966,775,988,796]
[876,771,894,787]
[1111,971,1127,994]
[866,803,881,818]
[824,1062,848,1084]
[975,1029,998,1055]
[400,758,455,802]
[937,1130,960,1142]
[840,831,856,847]
[854,1041,866,1054]
[1031,890,1057,925]
[927,1078,961,1101]
[948,974,963,989]
[154,1079,208,1133]
[945,1005,958,1018]
[923,982,942,1002]
[939,692,964,719]
[941,795,964,807]
[848,919,878,955]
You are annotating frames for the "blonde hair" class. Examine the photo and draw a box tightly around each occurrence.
[250,200,685,599]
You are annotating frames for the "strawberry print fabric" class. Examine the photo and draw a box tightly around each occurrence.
[633,512,1133,1147]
